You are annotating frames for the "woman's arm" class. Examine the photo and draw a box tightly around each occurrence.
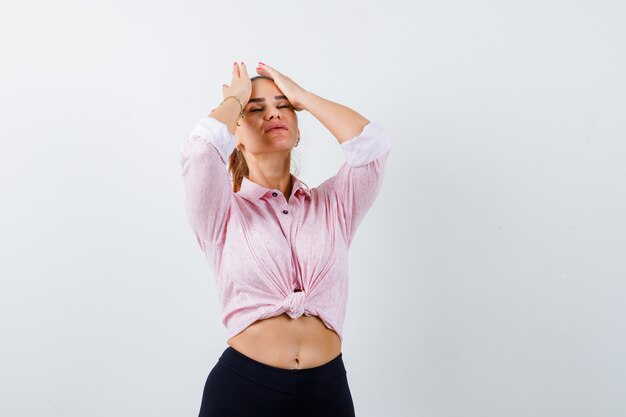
[299,91,371,145]
[301,91,392,247]
[179,115,237,250]
[179,63,254,250]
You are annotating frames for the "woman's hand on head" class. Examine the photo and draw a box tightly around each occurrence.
[256,63,308,111]
[222,62,252,107]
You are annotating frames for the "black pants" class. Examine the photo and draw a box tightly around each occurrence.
[198,346,356,417]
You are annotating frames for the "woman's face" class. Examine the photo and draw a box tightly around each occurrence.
[236,78,299,155]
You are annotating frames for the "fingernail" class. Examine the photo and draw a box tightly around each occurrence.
[259,62,265,66]
[233,61,237,65]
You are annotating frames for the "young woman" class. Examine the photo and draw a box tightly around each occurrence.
[180,61,392,417]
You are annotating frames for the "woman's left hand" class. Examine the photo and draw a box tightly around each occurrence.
[256,63,308,111]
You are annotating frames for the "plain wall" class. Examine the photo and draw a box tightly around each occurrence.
[1,0,625,416]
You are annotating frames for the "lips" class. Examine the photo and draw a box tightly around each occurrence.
[265,122,288,132]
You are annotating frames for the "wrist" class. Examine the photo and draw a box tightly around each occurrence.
[222,95,246,108]
[298,90,316,111]
[235,94,248,108]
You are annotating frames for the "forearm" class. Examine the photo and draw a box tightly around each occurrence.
[299,91,370,145]
[209,96,245,136]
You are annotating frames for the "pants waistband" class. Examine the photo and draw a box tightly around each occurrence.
[218,346,347,394]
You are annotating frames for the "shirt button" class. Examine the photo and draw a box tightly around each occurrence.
[282,209,288,214]
[272,192,278,197]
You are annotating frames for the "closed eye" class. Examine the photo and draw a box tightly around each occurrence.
[250,105,291,112]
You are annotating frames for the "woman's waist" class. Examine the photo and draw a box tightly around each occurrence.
[226,313,342,370]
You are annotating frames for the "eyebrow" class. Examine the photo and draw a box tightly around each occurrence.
[247,95,289,104]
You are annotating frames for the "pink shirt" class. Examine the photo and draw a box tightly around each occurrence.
[179,115,392,342]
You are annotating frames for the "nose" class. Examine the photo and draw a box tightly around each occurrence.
[266,106,282,120]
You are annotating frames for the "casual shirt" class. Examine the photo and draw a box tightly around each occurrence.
[179,115,391,342]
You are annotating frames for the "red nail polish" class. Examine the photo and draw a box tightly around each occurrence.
[259,62,265,66]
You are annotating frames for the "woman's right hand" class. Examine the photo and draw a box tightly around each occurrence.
[223,62,251,107]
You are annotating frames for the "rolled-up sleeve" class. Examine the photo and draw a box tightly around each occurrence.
[318,121,392,246]
[179,116,237,248]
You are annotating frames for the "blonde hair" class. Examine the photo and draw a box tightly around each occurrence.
[228,145,250,193]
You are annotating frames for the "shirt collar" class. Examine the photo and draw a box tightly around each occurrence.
[236,173,311,202]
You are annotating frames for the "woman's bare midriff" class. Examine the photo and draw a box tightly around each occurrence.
[226,313,342,370]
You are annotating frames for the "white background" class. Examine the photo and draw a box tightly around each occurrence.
[1,0,625,416]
